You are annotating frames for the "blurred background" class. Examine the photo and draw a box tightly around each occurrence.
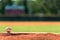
[0,0,60,17]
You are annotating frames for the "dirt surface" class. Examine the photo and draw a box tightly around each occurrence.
[0,21,60,26]
[0,21,60,40]
[0,33,60,40]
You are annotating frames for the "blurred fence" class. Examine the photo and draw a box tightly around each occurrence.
[0,17,60,21]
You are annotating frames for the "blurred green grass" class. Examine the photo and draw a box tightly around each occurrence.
[0,25,60,33]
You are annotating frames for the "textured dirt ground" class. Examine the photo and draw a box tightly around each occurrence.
[0,21,60,40]
[0,33,60,40]
[0,21,60,26]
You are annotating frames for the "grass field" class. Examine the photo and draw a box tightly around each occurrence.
[0,21,60,33]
